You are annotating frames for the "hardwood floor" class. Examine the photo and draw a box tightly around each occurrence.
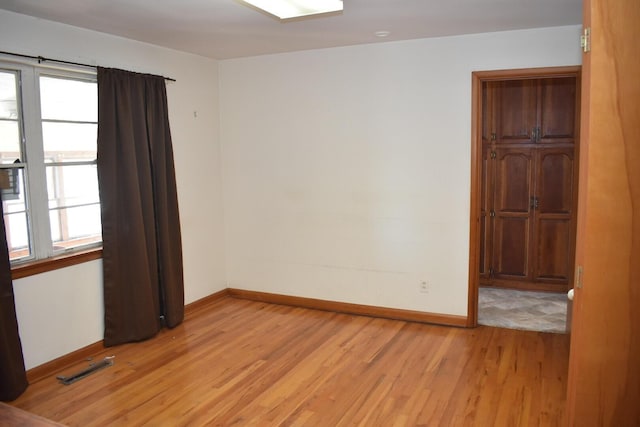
[11,297,569,426]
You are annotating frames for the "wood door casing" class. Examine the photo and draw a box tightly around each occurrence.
[468,66,581,326]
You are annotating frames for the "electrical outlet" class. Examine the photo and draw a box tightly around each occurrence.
[419,281,429,293]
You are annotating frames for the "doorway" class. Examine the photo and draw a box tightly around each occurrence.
[467,66,581,329]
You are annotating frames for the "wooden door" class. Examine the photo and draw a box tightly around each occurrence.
[538,77,577,145]
[487,79,538,144]
[532,147,576,285]
[479,82,496,280]
[479,143,492,280]
[480,76,578,291]
[496,78,577,145]
[495,79,537,144]
[565,0,640,423]
[491,147,534,281]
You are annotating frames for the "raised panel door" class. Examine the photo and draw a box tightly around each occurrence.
[482,82,490,143]
[495,80,537,144]
[482,81,497,143]
[534,218,572,282]
[480,80,497,278]
[533,147,576,285]
[479,75,579,291]
[538,77,577,144]
[536,147,575,214]
[491,147,534,280]
[479,143,492,279]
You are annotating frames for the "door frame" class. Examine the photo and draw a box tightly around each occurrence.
[467,66,582,327]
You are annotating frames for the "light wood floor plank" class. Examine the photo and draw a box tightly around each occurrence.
[11,297,569,426]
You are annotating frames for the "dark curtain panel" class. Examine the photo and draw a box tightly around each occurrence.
[0,198,28,401]
[97,68,184,347]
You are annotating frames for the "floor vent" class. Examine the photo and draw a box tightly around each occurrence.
[56,356,114,385]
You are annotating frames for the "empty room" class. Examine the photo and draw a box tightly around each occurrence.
[0,0,637,425]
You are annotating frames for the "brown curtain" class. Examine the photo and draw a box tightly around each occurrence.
[97,67,184,347]
[0,198,28,401]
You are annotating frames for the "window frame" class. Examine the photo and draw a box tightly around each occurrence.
[1,60,102,276]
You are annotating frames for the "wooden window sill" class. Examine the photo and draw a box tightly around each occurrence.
[11,248,103,280]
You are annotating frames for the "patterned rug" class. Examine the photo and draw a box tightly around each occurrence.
[478,287,568,334]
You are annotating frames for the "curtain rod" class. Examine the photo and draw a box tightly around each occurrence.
[0,50,176,82]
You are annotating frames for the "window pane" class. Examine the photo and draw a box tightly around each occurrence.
[0,70,22,160]
[50,204,101,251]
[40,76,97,122]
[46,163,101,251]
[4,211,30,261]
[40,75,101,255]
[42,122,97,163]
[0,71,19,120]
[1,166,25,204]
[46,164,99,209]
[0,120,21,162]
[2,168,31,260]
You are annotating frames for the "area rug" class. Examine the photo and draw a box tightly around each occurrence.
[478,287,568,333]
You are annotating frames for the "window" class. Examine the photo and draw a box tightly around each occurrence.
[0,63,101,263]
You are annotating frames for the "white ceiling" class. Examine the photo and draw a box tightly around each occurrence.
[0,0,582,60]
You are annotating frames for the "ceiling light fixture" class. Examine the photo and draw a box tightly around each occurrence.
[240,0,343,20]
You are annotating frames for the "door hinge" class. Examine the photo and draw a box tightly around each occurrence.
[491,132,497,141]
[490,210,496,217]
[490,151,496,159]
[581,27,591,53]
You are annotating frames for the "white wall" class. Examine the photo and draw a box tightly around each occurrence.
[0,10,226,369]
[219,26,582,316]
[13,262,104,370]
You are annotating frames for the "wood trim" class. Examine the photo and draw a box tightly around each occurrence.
[26,341,105,384]
[25,290,232,384]
[24,287,468,385]
[184,289,230,317]
[468,66,581,327]
[12,248,103,280]
[228,288,468,327]
[472,66,582,81]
